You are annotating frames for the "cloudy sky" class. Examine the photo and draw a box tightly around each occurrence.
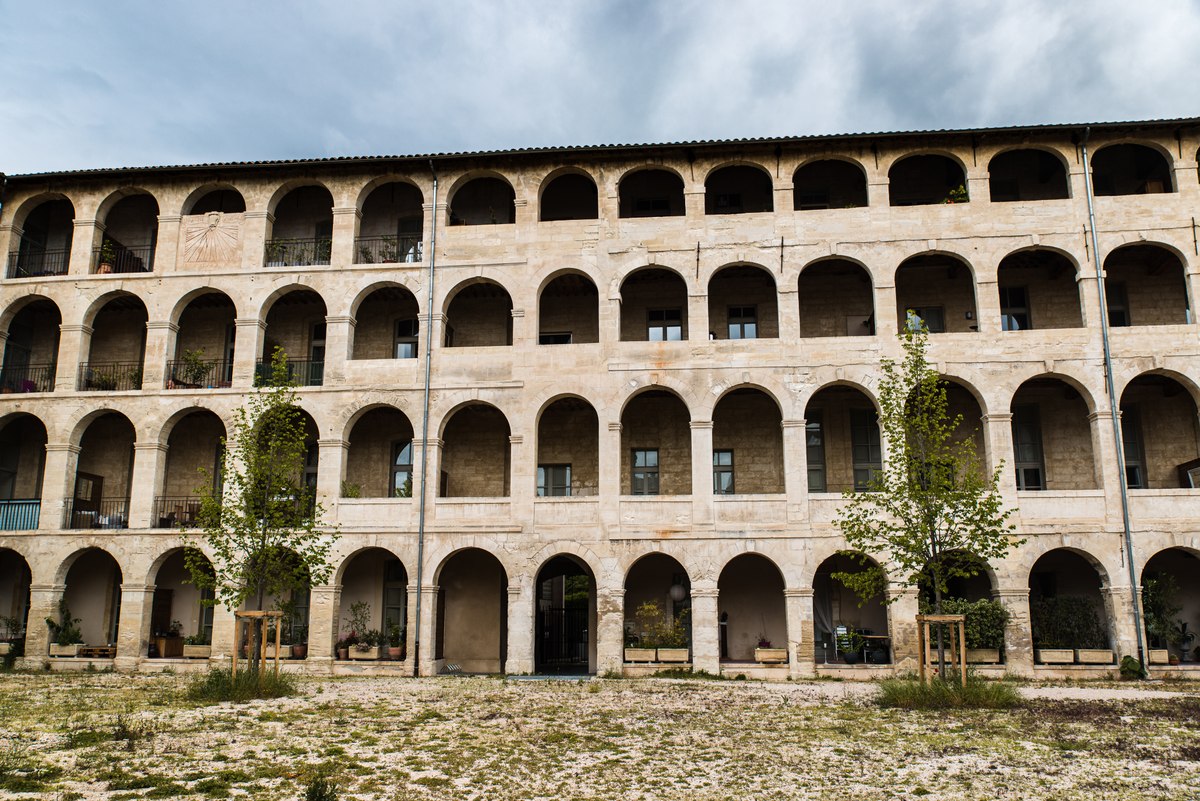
[1,0,1198,175]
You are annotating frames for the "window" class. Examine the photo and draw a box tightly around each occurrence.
[631,449,659,495]
[1121,406,1146,489]
[806,413,826,492]
[1000,286,1031,331]
[712,450,734,494]
[394,319,418,359]
[850,408,882,490]
[906,307,945,334]
[648,309,683,341]
[383,558,407,634]
[1107,282,1130,327]
[392,440,413,497]
[1011,404,1045,490]
[289,587,311,644]
[539,332,572,345]
[727,306,757,340]
[537,464,572,497]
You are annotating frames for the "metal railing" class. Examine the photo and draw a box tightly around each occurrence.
[264,237,331,267]
[152,496,203,528]
[64,498,129,530]
[254,358,323,387]
[354,235,423,264]
[6,249,69,278]
[0,500,40,530]
[93,244,154,274]
[77,361,143,391]
[0,363,55,393]
[164,359,233,389]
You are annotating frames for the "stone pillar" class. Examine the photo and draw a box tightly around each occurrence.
[1089,409,1122,515]
[599,295,621,347]
[885,587,920,670]
[506,578,534,674]
[307,584,340,668]
[965,175,990,206]
[781,419,809,522]
[1186,269,1200,325]
[690,420,713,524]
[777,287,800,340]
[993,587,1033,676]
[128,442,168,529]
[1102,584,1139,661]
[70,218,102,275]
[974,278,999,335]
[687,293,708,342]
[513,197,532,236]
[983,413,1017,499]
[689,587,720,674]
[866,178,889,210]
[315,438,347,513]
[428,313,448,355]
[683,189,705,227]
[414,437,443,511]
[41,443,80,530]
[416,584,439,676]
[874,281,899,339]
[56,323,91,391]
[600,422,621,529]
[241,211,273,272]
[784,587,816,678]
[209,602,236,666]
[596,586,625,675]
[510,307,527,348]
[116,583,155,670]
[154,214,181,273]
[23,583,63,662]
[0,224,17,268]
[773,182,794,217]
[405,582,419,675]
[330,206,360,267]
[233,317,266,387]
[142,320,177,390]
[1077,271,1103,330]
[509,434,533,523]
[322,315,353,384]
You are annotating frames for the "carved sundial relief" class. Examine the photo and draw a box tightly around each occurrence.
[183,212,240,262]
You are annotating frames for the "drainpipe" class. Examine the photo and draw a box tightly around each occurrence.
[412,161,439,677]
[1080,127,1148,675]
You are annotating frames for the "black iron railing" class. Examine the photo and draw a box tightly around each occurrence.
[64,498,129,529]
[164,359,233,389]
[354,235,422,264]
[153,496,203,528]
[77,361,143,391]
[93,244,154,274]
[0,363,55,393]
[6,249,69,278]
[255,359,323,387]
[0,500,40,531]
[264,237,331,267]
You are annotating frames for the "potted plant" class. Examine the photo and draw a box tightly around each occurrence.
[387,623,404,660]
[98,239,117,273]
[1172,621,1196,662]
[626,601,689,663]
[623,626,655,663]
[46,599,83,657]
[182,633,211,659]
[840,630,867,664]
[341,481,362,499]
[178,348,210,388]
[265,240,287,267]
[1142,575,1180,665]
[380,236,398,263]
[754,637,787,664]
[352,629,384,661]
[1032,596,1110,664]
[344,601,382,660]
[931,597,1010,664]
[358,244,375,264]
[335,635,352,661]
[943,184,969,204]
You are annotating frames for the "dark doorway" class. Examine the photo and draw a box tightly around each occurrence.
[535,555,595,674]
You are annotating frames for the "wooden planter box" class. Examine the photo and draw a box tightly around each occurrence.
[1148,649,1170,665]
[153,636,183,658]
[1036,648,1074,664]
[49,643,82,658]
[656,648,690,663]
[1075,648,1114,664]
[624,647,657,662]
[182,645,212,659]
[0,643,10,656]
[966,648,1002,664]
[349,645,384,661]
[754,647,788,663]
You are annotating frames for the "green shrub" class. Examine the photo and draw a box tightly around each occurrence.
[877,675,1020,710]
[924,597,1010,650]
[185,668,297,704]
[305,776,338,801]
[1030,596,1107,649]
[1119,655,1146,680]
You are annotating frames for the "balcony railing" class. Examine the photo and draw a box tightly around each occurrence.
[264,237,331,267]
[255,359,323,387]
[93,244,153,274]
[6,248,69,278]
[153,496,203,528]
[164,359,233,389]
[0,363,55,393]
[0,499,40,530]
[354,235,423,264]
[64,498,128,529]
[77,361,143,391]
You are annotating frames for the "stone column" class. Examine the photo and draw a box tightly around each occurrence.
[241,211,273,272]
[1077,270,1103,330]
[966,175,990,206]
[56,323,91,391]
[974,278,1000,335]
[509,434,533,523]
[993,587,1033,676]
[41,443,80,530]
[154,214,181,273]
[23,583,63,662]
[307,584,340,669]
[866,178,889,210]
[600,422,621,529]
[689,586,720,674]
[232,317,266,387]
[983,413,1017,499]
[773,182,794,218]
[128,442,168,528]
[874,281,899,339]
[690,420,713,524]
[322,315,353,384]
[683,189,705,227]
[781,419,809,522]
[209,602,236,666]
[885,587,920,670]
[506,578,534,674]
[596,586,625,675]
[414,437,443,513]
[70,218,102,275]
[428,313,448,354]
[116,583,155,670]
[315,438,347,513]
[777,287,800,340]
[1089,409,1122,516]
[687,293,708,342]
[405,582,419,675]
[416,584,439,676]
[784,587,816,678]
[509,307,528,348]
[513,197,532,236]
[142,320,177,390]
[0,224,17,268]
[1102,584,1139,661]
[330,206,360,267]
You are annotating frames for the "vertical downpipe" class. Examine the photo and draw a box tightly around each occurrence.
[1081,128,1148,674]
[413,162,439,676]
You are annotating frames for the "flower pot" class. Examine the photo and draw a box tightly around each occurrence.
[1148,649,1169,665]
[656,648,690,663]
[1075,649,1114,664]
[841,650,861,665]
[387,646,403,661]
[966,648,1001,664]
[1036,648,1074,664]
[754,647,787,664]
[337,647,349,661]
[624,647,656,663]
[49,643,82,658]
[349,645,383,661]
[182,644,211,659]
[290,644,308,660]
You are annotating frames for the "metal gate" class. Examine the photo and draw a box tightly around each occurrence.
[537,607,588,672]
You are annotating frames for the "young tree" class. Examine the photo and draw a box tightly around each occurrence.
[184,349,337,672]
[834,321,1021,666]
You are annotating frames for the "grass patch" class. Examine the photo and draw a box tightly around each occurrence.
[877,676,1020,710]
[185,667,298,704]
[649,668,728,681]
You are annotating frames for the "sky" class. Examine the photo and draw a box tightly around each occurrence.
[1,0,1199,175]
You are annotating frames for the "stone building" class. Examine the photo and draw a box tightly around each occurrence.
[1,118,1199,678]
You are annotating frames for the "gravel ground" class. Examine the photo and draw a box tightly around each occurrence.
[0,672,1196,800]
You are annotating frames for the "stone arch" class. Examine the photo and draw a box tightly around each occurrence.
[707,262,779,340]
[812,551,891,663]
[537,269,600,345]
[538,168,599,221]
[792,158,869,209]
[446,174,516,226]
[266,179,335,217]
[804,382,882,494]
[1102,243,1190,326]
[431,546,509,672]
[888,153,969,206]
[1010,374,1100,491]
[1091,142,1175,195]
[618,265,690,342]
[718,552,787,661]
[442,277,513,347]
[703,162,774,214]
[894,251,979,334]
[535,395,600,497]
[438,402,512,498]
[8,191,75,230]
[181,184,247,215]
[987,147,1070,201]
[996,247,1084,331]
[1028,546,1115,659]
[618,167,686,218]
[1117,371,1200,489]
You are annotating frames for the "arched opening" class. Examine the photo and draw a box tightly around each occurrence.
[187,188,246,214]
[0,414,46,530]
[988,149,1069,202]
[621,391,691,495]
[623,553,691,661]
[168,292,236,388]
[266,186,334,266]
[60,549,123,653]
[535,555,596,674]
[917,551,1004,663]
[68,412,135,529]
[338,548,408,661]
[919,551,994,606]
[619,268,687,342]
[996,249,1082,331]
[345,407,415,498]
[540,173,598,221]
[941,379,987,480]
[718,554,786,663]
[444,281,513,347]
[351,286,420,359]
[814,553,890,664]
[448,177,515,226]
[97,193,158,273]
[1029,549,1112,663]
[254,548,312,660]
[155,410,225,527]
[538,273,599,345]
[253,408,319,521]
[793,160,867,210]
[537,398,598,496]
[149,549,214,658]
[8,197,73,277]
[798,260,875,337]
[1141,548,1200,663]
[1010,377,1097,491]
[1,298,60,392]
[889,154,967,206]
[357,182,423,263]
[704,165,773,214]
[895,254,978,334]
[804,385,880,493]
[1103,245,1189,327]
[435,548,507,673]
[712,388,783,494]
[261,289,328,386]
[619,169,685,218]
[1119,374,1200,489]
[707,265,778,340]
[81,294,147,391]
[440,404,511,497]
[0,550,31,655]
[1091,143,1173,196]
